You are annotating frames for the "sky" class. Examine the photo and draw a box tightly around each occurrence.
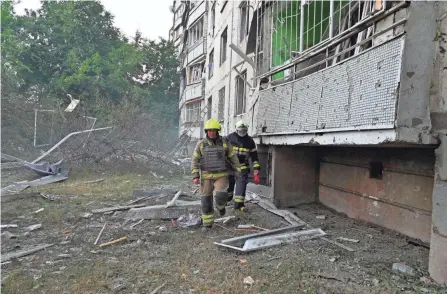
[13,0,173,40]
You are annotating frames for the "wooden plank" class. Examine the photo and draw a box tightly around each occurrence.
[1,244,54,262]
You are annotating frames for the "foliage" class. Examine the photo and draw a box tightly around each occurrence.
[1,0,179,124]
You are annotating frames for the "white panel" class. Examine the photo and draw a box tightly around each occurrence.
[187,40,204,65]
[187,1,206,27]
[256,37,404,135]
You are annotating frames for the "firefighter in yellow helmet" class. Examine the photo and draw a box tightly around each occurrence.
[191,118,241,231]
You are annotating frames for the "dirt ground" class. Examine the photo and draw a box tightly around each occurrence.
[1,167,446,294]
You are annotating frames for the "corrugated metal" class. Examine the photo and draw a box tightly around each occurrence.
[256,37,404,135]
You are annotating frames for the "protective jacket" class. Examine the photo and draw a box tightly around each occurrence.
[226,132,260,172]
[192,136,241,180]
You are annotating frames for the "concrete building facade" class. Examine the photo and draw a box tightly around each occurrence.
[171,0,447,283]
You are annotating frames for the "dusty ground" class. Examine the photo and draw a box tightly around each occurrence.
[1,167,446,294]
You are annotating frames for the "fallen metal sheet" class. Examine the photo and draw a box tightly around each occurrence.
[215,226,325,252]
[125,201,201,220]
[257,198,307,226]
[24,159,64,176]
[27,173,68,187]
[1,243,54,262]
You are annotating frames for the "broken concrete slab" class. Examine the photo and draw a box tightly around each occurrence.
[27,173,68,187]
[132,188,177,199]
[246,183,272,200]
[1,243,53,262]
[215,226,326,252]
[125,201,201,220]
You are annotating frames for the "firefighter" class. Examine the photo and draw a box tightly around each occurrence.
[191,118,241,231]
[227,120,260,212]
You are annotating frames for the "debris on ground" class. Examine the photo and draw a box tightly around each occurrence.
[165,190,182,208]
[41,193,78,201]
[24,159,64,176]
[99,237,128,248]
[215,226,326,252]
[83,178,105,184]
[392,263,415,276]
[94,223,107,245]
[0,224,18,229]
[126,198,201,220]
[149,282,166,294]
[91,204,147,214]
[1,192,40,203]
[2,231,18,239]
[176,214,202,228]
[1,243,54,262]
[26,224,42,231]
[243,276,255,285]
[239,259,248,265]
[337,237,360,243]
[132,188,177,199]
[130,219,144,228]
[158,226,168,232]
[215,216,236,224]
[321,237,356,252]
[316,215,326,220]
[33,208,44,214]
[82,212,93,218]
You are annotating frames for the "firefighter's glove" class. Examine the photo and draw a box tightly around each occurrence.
[193,178,200,185]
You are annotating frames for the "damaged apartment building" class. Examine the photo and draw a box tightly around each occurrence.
[170,0,447,283]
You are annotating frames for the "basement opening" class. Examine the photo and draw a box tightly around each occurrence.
[369,162,383,180]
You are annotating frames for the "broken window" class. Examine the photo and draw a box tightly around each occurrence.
[208,49,214,79]
[185,101,201,122]
[259,0,379,81]
[188,64,203,84]
[188,17,204,46]
[220,27,228,65]
[207,96,212,120]
[235,71,247,115]
[218,87,225,122]
[240,1,249,42]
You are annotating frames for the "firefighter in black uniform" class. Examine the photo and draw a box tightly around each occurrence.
[226,120,260,212]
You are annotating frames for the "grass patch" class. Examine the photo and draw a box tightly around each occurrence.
[2,271,35,294]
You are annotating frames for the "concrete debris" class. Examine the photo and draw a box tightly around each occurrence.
[33,208,44,214]
[316,215,326,220]
[0,224,18,229]
[57,254,72,259]
[329,257,337,262]
[41,193,78,201]
[215,226,326,252]
[2,231,18,239]
[243,276,255,285]
[337,237,360,243]
[82,212,93,218]
[99,237,128,248]
[83,178,105,184]
[91,204,147,214]
[392,263,415,276]
[127,195,154,205]
[1,243,54,262]
[149,282,166,294]
[125,201,201,220]
[150,171,164,179]
[130,219,144,228]
[165,190,182,208]
[94,223,107,245]
[257,199,306,226]
[239,259,248,265]
[158,226,168,232]
[177,214,202,228]
[26,224,42,231]
[215,216,236,224]
[132,188,177,199]
[321,237,356,252]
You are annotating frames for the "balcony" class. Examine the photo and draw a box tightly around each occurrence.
[255,36,404,142]
[187,1,205,27]
[184,38,205,67]
[179,82,202,108]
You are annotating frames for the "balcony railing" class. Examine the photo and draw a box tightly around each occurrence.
[179,82,202,108]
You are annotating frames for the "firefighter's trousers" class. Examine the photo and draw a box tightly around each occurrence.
[200,177,229,227]
[228,168,249,208]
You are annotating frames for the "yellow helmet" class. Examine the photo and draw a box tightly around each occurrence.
[204,118,221,131]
